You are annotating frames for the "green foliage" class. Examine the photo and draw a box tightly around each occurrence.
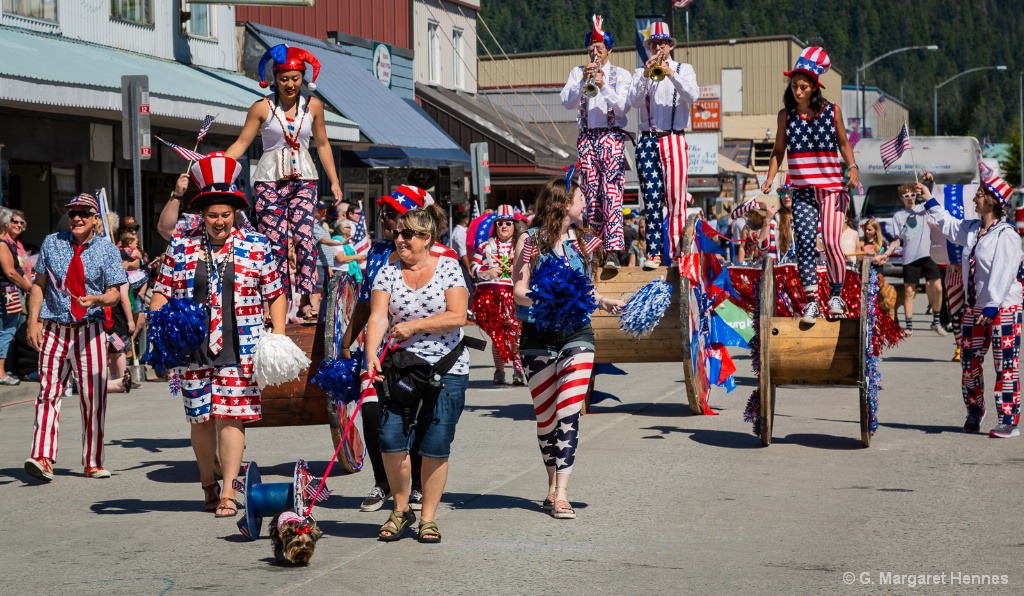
[1003,117,1022,188]
[479,0,1024,139]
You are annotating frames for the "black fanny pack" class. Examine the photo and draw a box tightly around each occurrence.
[377,339,466,428]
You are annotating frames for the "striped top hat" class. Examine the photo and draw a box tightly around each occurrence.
[258,44,321,91]
[64,193,99,213]
[377,185,434,215]
[584,14,614,49]
[495,204,515,220]
[784,46,831,88]
[645,21,676,48]
[189,152,249,211]
[979,162,1014,207]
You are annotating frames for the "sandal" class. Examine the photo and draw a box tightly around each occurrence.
[122,370,132,394]
[417,521,442,543]
[542,491,555,511]
[552,499,576,520]
[214,496,241,518]
[202,482,221,512]
[378,508,416,542]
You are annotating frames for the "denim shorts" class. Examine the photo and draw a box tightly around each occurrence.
[519,322,595,358]
[378,373,468,459]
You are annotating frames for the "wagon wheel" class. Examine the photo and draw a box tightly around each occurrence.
[759,257,775,446]
[858,259,872,448]
[678,214,707,415]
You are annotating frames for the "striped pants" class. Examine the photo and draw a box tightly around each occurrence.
[792,187,848,290]
[254,179,319,296]
[577,129,626,251]
[637,133,689,260]
[31,320,109,467]
[946,266,965,341]
[961,304,1022,425]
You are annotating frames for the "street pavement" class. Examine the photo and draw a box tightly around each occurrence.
[0,303,1020,595]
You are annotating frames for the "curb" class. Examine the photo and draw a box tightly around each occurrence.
[0,381,39,408]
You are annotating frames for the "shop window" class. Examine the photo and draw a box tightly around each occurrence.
[453,28,464,90]
[3,0,57,21]
[111,0,152,26]
[427,21,440,85]
[187,2,213,38]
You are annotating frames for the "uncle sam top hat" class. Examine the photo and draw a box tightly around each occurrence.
[784,46,831,88]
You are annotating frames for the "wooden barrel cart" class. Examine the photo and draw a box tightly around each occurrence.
[757,257,872,447]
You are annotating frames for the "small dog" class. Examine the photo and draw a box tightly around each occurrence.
[270,511,322,565]
[877,275,898,320]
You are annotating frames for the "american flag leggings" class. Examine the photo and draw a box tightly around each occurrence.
[946,266,965,341]
[521,344,594,474]
[577,129,626,252]
[792,187,848,290]
[636,133,690,260]
[254,180,319,296]
[961,304,1022,425]
[31,320,109,468]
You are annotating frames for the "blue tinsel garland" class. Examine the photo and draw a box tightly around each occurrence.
[527,257,597,333]
[313,350,362,406]
[618,277,673,338]
[743,274,762,435]
[147,298,207,373]
[865,267,881,434]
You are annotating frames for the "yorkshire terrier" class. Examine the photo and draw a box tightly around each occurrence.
[270,511,322,566]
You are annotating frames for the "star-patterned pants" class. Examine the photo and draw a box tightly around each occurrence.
[637,132,689,261]
[960,304,1021,425]
[577,129,626,252]
[520,323,595,474]
[254,179,318,296]
[792,187,848,291]
[175,365,261,424]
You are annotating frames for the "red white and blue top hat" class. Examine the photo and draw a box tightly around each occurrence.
[784,46,831,88]
[583,14,614,50]
[645,21,676,49]
[495,204,515,220]
[258,44,321,91]
[377,185,435,215]
[979,162,1014,207]
[189,152,249,211]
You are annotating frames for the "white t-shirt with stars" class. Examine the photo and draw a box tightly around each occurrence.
[372,256,469,376]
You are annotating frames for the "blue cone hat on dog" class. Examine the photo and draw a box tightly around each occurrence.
[236,460,316,541]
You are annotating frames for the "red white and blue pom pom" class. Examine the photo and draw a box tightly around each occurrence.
[147,298,206,372]
[527,257,597,333]
[312,351,361,406]
[618,277,673,338]
[252,333,312,389]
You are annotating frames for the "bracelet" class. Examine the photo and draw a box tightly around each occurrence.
[847,164,859,170]
[169,192,183,200]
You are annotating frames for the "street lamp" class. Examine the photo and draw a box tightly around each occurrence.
[855,45,939,136]
[933,65,1008,134]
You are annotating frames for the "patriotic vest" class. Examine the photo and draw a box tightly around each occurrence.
[578,64,619,129]
[478,238,516,287]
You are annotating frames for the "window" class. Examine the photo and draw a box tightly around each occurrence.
[3,0,57,21]
[111,0,152,26]
[752,141,775,170]
[427,21,440,85]
[187,2,213,38]
[452,28,464,89]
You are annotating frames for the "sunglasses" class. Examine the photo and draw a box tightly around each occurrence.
[901,193,917,199]
[396,229,426,240]
[10,220,25,226]
[379,210,396,222]
[68,210,96,219]
[495,221,514,227]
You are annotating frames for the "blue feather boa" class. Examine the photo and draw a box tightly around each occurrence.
[147,298,207,371]
[527,257,597,333]
[313,350,362,405]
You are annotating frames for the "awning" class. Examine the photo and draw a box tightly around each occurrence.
[0,26,359,142]
[248,23,469,168]
[719,154,757,176]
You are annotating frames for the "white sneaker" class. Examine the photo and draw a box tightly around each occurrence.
[931,323,948,337]
[359,486,391,512]
[409,489,423,511]
[800,302,821,325]
[827,295,846,316]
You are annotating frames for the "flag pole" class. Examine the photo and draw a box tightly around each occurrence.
[905,122,920,184]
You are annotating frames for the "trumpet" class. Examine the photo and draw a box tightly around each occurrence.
[649,52,669,82]
[582,73,599,98]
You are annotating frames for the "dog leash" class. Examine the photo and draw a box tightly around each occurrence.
[304,336,397,518]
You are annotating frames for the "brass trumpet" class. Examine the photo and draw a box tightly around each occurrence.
[582,72,599,98]
[649,52,669,82]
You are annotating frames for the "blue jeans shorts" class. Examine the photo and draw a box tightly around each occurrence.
[378,373,468,459]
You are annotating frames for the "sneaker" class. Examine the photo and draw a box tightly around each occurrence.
[904,328,914,337]
[512,371,527,386]
[827,295,846,316]
[989,424,1020,438]
[493,370,507,385]
[603,253,620,270]
[931,323,948,337]
[85,466,111,479]
[964,413,985,434]
[800,302,821,325]
[952,348,961,362]
[0,376,21,386]
[360,486,391,512]
[642,256,662,270]
[24,457,53,482]
[409,489,423,511]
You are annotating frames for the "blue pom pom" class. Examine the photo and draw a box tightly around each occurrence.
[618,277,673,338]
[527,257,597,333]
[313,351,362,405]
[147,298,207,372]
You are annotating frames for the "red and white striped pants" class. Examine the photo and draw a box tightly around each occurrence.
[31,320,109,468]
[793,187,849,289]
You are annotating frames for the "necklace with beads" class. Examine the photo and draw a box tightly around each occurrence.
[266,95,307,179]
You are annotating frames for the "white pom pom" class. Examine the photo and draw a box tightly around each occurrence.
[252,333,312,389]
[307,82,316,91]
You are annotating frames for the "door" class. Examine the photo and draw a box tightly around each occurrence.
[722,68,743,113]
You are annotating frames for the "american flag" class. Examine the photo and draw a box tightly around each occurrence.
[872,96,887,117]
[196,114,217,144]
[880,124,911,170]
[304,478,332,502]
[156,136,205,162]
[351,213,371,255]
[673,0,696,7]
[108,333,126,352]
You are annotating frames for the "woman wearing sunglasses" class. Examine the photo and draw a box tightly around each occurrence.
[471,205,526,386]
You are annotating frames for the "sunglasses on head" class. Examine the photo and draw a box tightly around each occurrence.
[68,210,95,219]
[396,229,426,240]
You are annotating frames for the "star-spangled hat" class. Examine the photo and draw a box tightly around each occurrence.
[257,44,321,91]
[495,204,515,220]
[784,46,831,88]
[64,193,99,214]
[979,162,1014,207]
[188,152,249,211]
[377,185,434,215]
[583,14,614,49]
[645,21,676,49]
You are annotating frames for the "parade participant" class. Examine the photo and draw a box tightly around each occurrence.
[559,14,632,269]
[338,186,457,513]
[761,47,859,324]
[365,208,470,543]
[626,21,699,270]
[471,205,525,386]
[225,43,341,300]
[0,208,32,386]
[23,194,128,482]
[149,153,287,515]
[919,168,1023,437]
[730,195,792,263]
[512,174,625,519]
[873,183,946,336]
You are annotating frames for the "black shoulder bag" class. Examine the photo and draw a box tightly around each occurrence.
[377,339,467,432]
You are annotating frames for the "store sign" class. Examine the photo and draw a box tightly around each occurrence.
[372,42,393,89]
[687,132,718,177]
[698,85,720,100]
[691,99,721,130]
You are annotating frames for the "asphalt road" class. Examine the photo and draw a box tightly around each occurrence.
[0,307,1019,595]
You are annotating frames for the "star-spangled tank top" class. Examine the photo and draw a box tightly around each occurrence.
[785,103,844,191]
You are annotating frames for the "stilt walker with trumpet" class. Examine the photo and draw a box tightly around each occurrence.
[560,15,632,269]
[627,21,699,269]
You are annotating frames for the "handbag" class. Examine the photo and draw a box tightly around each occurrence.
[377,339,467,431]
[4,288,22,316]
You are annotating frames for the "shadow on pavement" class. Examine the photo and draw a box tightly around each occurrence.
[90,498,198,515]
[772,433,866,450]
[879,356,942,363]
[463,403,535,421]
[640,425,761,448]
[108,437,191,453]
[119,460,197,484]
[445,491,572,512]
[315,520,386,539]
